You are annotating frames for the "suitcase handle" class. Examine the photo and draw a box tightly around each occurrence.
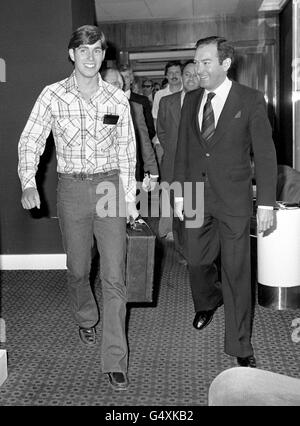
[128,215,150,231]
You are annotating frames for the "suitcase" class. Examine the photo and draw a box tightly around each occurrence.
[126,218,156,303]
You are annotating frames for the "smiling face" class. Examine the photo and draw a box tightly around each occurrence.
[182,62,200,93]
[194,43,231,91]
[69,40,105,80]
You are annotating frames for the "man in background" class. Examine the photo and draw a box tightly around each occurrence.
[120,65,156,141]
[157,60,200,264]
[102,68,158,184]
[152,61,183,165]
[142,79,154,105]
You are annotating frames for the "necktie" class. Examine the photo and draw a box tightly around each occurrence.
[201,92,216,140]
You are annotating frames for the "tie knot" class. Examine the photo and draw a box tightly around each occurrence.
[207,92,216,101]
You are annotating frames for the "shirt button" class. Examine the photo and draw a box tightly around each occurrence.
[205,153,210,157]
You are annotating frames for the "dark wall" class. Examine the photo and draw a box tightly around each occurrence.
[72,0,96,30]
[279,0,293,166]
[0,0,95,254]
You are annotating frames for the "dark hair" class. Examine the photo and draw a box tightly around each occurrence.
[142,79,153,87]
[182,59,196,70]
[195,36,235,65]
[68,25,107,50]
[164,60,182,76]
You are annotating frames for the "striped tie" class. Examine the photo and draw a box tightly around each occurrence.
[201,92,216,140]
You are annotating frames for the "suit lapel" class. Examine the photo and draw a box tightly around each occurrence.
[209,82,243,148]
[170,92,181,123]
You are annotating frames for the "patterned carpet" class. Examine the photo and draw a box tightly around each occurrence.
[0,238,300,406]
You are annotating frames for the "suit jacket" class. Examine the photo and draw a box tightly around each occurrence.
[173,81,277,216]
[130,92,156,140]
[156,91,182,183]
[130,101,158,182]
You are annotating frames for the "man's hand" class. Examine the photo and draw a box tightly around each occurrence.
[21,188,40,210]
[126,201,139,222]
[174,198,184,221]
[154,143,164,165]
[257,208,274,233]
[142,174,158,192]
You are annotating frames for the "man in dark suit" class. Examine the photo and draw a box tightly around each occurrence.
[102,67,158,183]
[174,36,277,367]
[157,60,200,263]
[120,65,156,141]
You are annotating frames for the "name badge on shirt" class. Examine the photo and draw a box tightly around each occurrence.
[103,114,119,125]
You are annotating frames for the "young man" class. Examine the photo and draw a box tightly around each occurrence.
[174,36,277,368]
[18,25,138,390]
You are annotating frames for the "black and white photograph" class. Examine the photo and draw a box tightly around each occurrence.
[0,0,300,410]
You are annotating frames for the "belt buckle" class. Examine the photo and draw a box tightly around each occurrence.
[79,172,92,180]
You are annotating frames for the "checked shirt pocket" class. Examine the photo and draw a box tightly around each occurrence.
[94,112,116,151]
[56,117,81,146]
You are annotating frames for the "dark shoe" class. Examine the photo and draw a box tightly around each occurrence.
[193,310,215,330]
[193,301,223,330]
[107,372,129,390]
[79,327,96,345]
[237,355,257,368]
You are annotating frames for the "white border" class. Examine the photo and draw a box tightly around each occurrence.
[0,254,67,270]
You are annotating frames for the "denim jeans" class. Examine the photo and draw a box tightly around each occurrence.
[57,171,128,373]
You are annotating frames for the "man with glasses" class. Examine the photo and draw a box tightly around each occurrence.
[142,79,154,105]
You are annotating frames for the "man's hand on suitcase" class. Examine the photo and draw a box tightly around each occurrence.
[126,201,139,223]
[21,187,41,210]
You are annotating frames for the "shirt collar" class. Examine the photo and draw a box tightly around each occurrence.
[204,76,232,101]
[65,71,103,93]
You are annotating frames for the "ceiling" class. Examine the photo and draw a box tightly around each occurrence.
[95,0,288,23]
[94,0,288,80]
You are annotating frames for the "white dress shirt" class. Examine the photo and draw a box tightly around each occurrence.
[176,77,272,210]
[198,77,232,130]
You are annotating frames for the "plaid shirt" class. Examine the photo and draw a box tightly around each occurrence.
[18,72,137,201]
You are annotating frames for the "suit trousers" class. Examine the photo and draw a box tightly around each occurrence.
[185,185,253,358]
[57,171,128,373]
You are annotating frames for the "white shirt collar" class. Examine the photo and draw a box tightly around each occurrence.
[204,77,232,101]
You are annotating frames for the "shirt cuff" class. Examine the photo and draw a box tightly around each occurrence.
[257,205,273,210]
